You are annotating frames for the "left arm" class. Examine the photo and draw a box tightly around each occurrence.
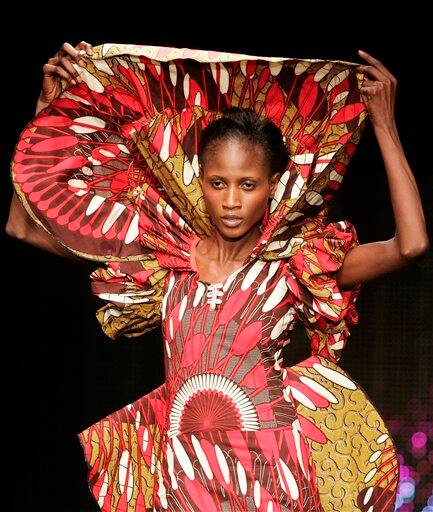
[336,50,430,290]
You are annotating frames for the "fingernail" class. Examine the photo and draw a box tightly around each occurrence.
[71,79,77,85]
[358,50,366,54]
[87,49,93,55]
[79,60,86,67]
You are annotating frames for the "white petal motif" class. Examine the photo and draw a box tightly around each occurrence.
[270,61,283,76]
[253,480,261,508]
[363,486,375,505]
[93,59,114,76]
[74,66,105,92]
[97,471,109,506]
[125,214,139,244]
[169,63,177,86]
[312,363,357,390]
[377,433,389,444]
[327,69,350,91]
[179,295,188,322]
[172,436,195,480]
[236,460,248,495]
[118,450,129,494]
[290,386,317,410]
[276,458,300,499]
[102,203,126,234]
[214,444,231,485]
[191,434,213,480]
[142,427,149,453]
[183,156,196,186]
[262,276,288,312]
[364,467,377,484]
[166,442,178,490]
[299,375,338,403]
[314,62,333,82]
[183,73,190,100]
[242,260,267,291]
[160,122,173,162]
[71,116,106,134]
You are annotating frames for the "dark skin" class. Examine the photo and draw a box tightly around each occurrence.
[6,45,430,289]
[196,139,281,284]
[330,50,430,290]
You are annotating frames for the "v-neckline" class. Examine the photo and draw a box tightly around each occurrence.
[189,233,249,287]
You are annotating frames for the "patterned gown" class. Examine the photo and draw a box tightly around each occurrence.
[10,44,399,511]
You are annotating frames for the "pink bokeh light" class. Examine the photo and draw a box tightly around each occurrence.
[412,431,428,448]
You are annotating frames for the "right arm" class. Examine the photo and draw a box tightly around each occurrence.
[6,41,94,261]
[6,192,81,260]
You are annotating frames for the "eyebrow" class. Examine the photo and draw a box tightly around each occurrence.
[207,175,258,180]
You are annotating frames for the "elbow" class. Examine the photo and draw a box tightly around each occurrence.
[400,240,430,259]
[5,220,27,241]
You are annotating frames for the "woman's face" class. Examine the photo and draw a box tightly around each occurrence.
[199,138,280,239]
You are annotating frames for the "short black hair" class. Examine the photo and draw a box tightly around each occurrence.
[198,107,289,176]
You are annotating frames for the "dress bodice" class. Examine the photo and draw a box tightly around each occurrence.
[162,257,299,437]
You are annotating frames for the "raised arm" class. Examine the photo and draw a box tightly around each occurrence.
[6,41,94,261]
[6,191,81,260]
[336,50,430,290]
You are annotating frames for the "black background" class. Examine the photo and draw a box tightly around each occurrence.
[2,8,432,512]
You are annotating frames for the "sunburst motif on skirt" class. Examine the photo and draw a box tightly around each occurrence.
[168,373,260,437]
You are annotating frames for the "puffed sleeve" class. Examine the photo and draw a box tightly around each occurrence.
[286,219,362,363]
[90,259,169,340]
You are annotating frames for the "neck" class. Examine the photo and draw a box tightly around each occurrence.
[201,223,263,264]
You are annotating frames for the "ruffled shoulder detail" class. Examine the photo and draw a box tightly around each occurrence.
[285,218,362,363]
[90,258,168,340]
[90,229,197,340]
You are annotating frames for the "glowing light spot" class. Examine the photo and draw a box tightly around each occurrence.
[412,431,427,448]
[399,480,415,499]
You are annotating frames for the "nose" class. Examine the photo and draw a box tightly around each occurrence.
[222,186,241,209]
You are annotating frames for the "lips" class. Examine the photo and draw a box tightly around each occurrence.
[221,216,243,227]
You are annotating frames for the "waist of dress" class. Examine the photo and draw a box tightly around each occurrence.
[166,385,297,438]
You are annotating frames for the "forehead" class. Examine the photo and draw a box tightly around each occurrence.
[202,138,268,176]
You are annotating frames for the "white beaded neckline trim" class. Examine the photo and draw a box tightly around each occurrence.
[205,283,224,310]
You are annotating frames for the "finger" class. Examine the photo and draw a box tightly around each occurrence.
[358,50,395,82]
[360,85,381,101]
[361,79,382,87]
[75,41,94,56]
[70,49,87,68]
[361,86,379,94]
[43,63,77,85]
[356,64,387,84]
[60,41,78,58]
[59,56,83,82]
[358,50,387,70]
[47,56,61,66]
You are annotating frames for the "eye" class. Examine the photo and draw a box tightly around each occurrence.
[243,182,256,190]
[210,180,256,190]
[211,180,224,188]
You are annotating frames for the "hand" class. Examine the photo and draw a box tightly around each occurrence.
[36,41,94,114]
[356,50,397,131]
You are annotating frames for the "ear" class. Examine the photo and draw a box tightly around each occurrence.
[269,172,281,197]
